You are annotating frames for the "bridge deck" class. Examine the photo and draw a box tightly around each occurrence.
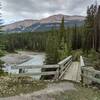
[63,62,81,82]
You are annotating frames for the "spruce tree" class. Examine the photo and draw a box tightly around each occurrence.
[84,4,97,53]
[45,30,59,64]
[59,16,66,42]
[95,5,100,51]
[72,24,77,50]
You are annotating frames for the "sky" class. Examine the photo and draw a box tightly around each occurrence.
[0,0,100,25]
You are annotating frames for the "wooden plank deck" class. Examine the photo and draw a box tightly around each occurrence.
[63,62,81,82]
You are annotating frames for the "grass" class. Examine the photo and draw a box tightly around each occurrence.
[0,78,100,99]
[83,49,100,70]
[0,76,47,97]
[54,84,100,100]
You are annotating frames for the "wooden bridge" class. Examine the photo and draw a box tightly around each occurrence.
[11,56,100,85]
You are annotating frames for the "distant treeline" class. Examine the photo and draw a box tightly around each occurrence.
[0,32,47,52]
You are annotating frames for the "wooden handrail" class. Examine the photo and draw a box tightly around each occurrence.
[12,65,59,69]
[59,58,72,74]
[57,56,72,80]
[59,59,72,79]
[10,56,73,80]
[80,56,100,85]
[81,74,100,84]
[80,56,85,67]
[81,67,100,75]
[13,71,57,76]
[58,56,72,65]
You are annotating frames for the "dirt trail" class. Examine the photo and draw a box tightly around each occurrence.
[0,82,76,100]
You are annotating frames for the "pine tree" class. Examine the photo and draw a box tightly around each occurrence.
[45,30,59,64]
[84,4,97,53]
[72,24,77,50]
[95,5,100,51]
[58,38,68,60]
[59,16,66,42]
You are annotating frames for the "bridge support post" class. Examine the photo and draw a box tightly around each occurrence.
[81,69,84,86]
[54,66,60,81]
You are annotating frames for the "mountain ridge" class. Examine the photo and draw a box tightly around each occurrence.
[3,14,85,33]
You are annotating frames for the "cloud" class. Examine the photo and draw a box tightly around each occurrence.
[0,0,100,24]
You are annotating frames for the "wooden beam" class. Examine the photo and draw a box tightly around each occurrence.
[82,67,100,75]
[11,65,59,69]
[13,71,57,76]
[59,61,72,79]
[60,59,72,73]
[58,56,72,65]
[80,56,85,67]
[82,74,100,84]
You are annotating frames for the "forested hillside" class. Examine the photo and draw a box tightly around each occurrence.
[0,3,100,68]
[46,3,100,65]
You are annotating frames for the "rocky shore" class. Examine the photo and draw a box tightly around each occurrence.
[0,52,32,65]
[0,51,45,65]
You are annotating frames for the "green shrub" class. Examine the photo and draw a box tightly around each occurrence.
[84,49,100,70]
[88,49,100,61]
[0,49,4,57]
[71,49,83,61]
[0,60,6,76]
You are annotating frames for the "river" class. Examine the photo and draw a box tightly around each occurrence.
[0,51,45,79]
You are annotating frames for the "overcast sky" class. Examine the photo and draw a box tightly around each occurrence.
[0,0,100,24]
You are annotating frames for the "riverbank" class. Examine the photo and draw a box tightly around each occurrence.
[0,51,45,79]
[0,76,47,97]
[0,51,45,65]
[0,77,99,100]
[0,76,76,99]
[0,53,31,65]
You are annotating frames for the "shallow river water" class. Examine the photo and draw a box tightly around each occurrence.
[18,53,45,79]
[1,52,45,80]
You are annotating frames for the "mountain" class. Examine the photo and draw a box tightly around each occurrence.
[3,14,85,33]
[40,14,85,23]
[3,20,39,33]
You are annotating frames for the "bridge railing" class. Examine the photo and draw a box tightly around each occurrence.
[55,56,72,80]
[80,56,100,85]
[11,65,59,77]
[11,56,72,80]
